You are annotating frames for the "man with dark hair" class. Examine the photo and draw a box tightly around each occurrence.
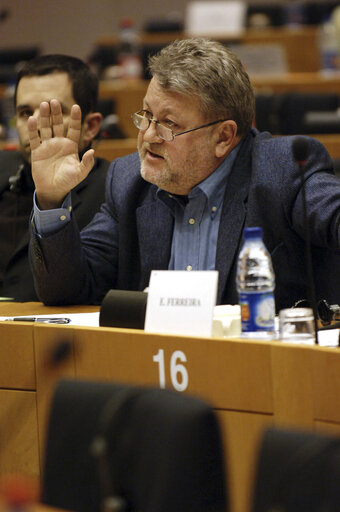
[28,39,340,310]
[0,54,109,301]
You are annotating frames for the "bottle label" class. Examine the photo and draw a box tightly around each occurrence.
[239,291,275,332]
[322,50,338,71]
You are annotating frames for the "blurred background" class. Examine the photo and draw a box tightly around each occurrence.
[1,0,339,68]
[2,0,340,163]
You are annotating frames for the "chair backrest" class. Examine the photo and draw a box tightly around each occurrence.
[252,426,340,512]
[41,378,228,512]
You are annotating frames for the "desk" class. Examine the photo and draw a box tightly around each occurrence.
[96,26,321,73]
[98,79,147,138]
[94,138,137,160]
[98,73,340,139]
[251,72,340,94]
[1,134,340,162]
[1,302,340,512]
[2,73,340,140]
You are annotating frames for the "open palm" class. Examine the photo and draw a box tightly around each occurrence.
[28,100,94,209]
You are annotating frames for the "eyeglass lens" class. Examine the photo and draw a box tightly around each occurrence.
[132,112,173,141]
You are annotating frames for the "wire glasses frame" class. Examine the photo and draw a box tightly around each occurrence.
[131,110,228,142]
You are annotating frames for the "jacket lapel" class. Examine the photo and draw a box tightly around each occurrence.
[136,199,173,282]
[215,133,254,303]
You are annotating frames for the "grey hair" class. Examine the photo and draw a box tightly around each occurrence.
[148,38,255,137]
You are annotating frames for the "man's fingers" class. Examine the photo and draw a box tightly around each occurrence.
[50,99,64,137]
[27,116,41,151]
[39,101,52,141]
[80,149,95,177]
[28,100,83,155]
[67,104,82,144]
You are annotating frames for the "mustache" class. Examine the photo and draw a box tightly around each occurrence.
[140,144,165,158]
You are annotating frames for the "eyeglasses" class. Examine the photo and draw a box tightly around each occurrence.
[131,110,228,142]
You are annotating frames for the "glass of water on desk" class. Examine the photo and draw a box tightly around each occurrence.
[279,307,315,345]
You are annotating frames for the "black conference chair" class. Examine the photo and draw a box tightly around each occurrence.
[41,378,228,512]
[252,426,340,512]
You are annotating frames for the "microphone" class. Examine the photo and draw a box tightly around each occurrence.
[0,164,25,197]
[90,387,145,512]
[292,137,309,165]
[292,137,319,344]
[9,164,25,192]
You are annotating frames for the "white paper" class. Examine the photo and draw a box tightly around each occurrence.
[186,1,247,36]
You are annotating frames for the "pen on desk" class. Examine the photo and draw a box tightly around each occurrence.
[5,317,71,324]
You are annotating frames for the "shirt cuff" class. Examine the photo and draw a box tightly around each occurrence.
[33,191,73,237]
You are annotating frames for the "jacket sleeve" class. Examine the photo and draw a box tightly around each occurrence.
[29,160,124,305]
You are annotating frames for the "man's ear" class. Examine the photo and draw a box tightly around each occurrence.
[82,112,103,145]
[215,120,239,158]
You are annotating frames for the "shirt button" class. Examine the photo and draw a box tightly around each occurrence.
[186,265,193,271]
[60,215,67,221]
[188,218,195,225]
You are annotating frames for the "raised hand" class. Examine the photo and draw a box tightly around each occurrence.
[28,99,95,209]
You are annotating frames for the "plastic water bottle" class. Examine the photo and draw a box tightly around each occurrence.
[284,1,305,27]
[117,17,143,79]
[318,18,339,72]
[236,227,275,338]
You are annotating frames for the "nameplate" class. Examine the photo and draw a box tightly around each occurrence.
[144,270,218,337]
[186,1,247,36]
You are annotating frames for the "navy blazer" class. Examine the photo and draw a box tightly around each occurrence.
[30,129,340,310]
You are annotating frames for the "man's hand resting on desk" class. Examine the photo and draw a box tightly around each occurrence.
[28,99,95,210]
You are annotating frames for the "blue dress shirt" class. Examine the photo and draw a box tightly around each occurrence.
[157,145,240,271]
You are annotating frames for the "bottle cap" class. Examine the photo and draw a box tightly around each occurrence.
[243,226,263,239]
[119,17,134,29]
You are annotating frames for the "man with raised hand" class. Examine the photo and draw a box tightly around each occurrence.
[29,39,340,310]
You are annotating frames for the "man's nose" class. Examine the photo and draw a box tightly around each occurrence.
[143,120,163,143]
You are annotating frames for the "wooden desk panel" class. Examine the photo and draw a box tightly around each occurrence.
[92,135,340,163]
[96,26,321,73]
[34,324,274,512]
[0,304,98,477]
[311,347,340,423]
[0,324,35,389]
[94,138,137,161]
[34,325,76,472]
[242,26,320,73]
[99,80,147,138]
[0,389,39,476]
[251,72,340,94]
[97,76,340,116]
[0,302,99,316]
[219,410,273,512]
[312,134,340,159]
[0,304,340,512]
[72,327,273,412]
[271,343,315,428]
[97,74,340,143]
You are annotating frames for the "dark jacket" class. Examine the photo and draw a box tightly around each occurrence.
[30,129,340,310]
[0,150,109,301]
